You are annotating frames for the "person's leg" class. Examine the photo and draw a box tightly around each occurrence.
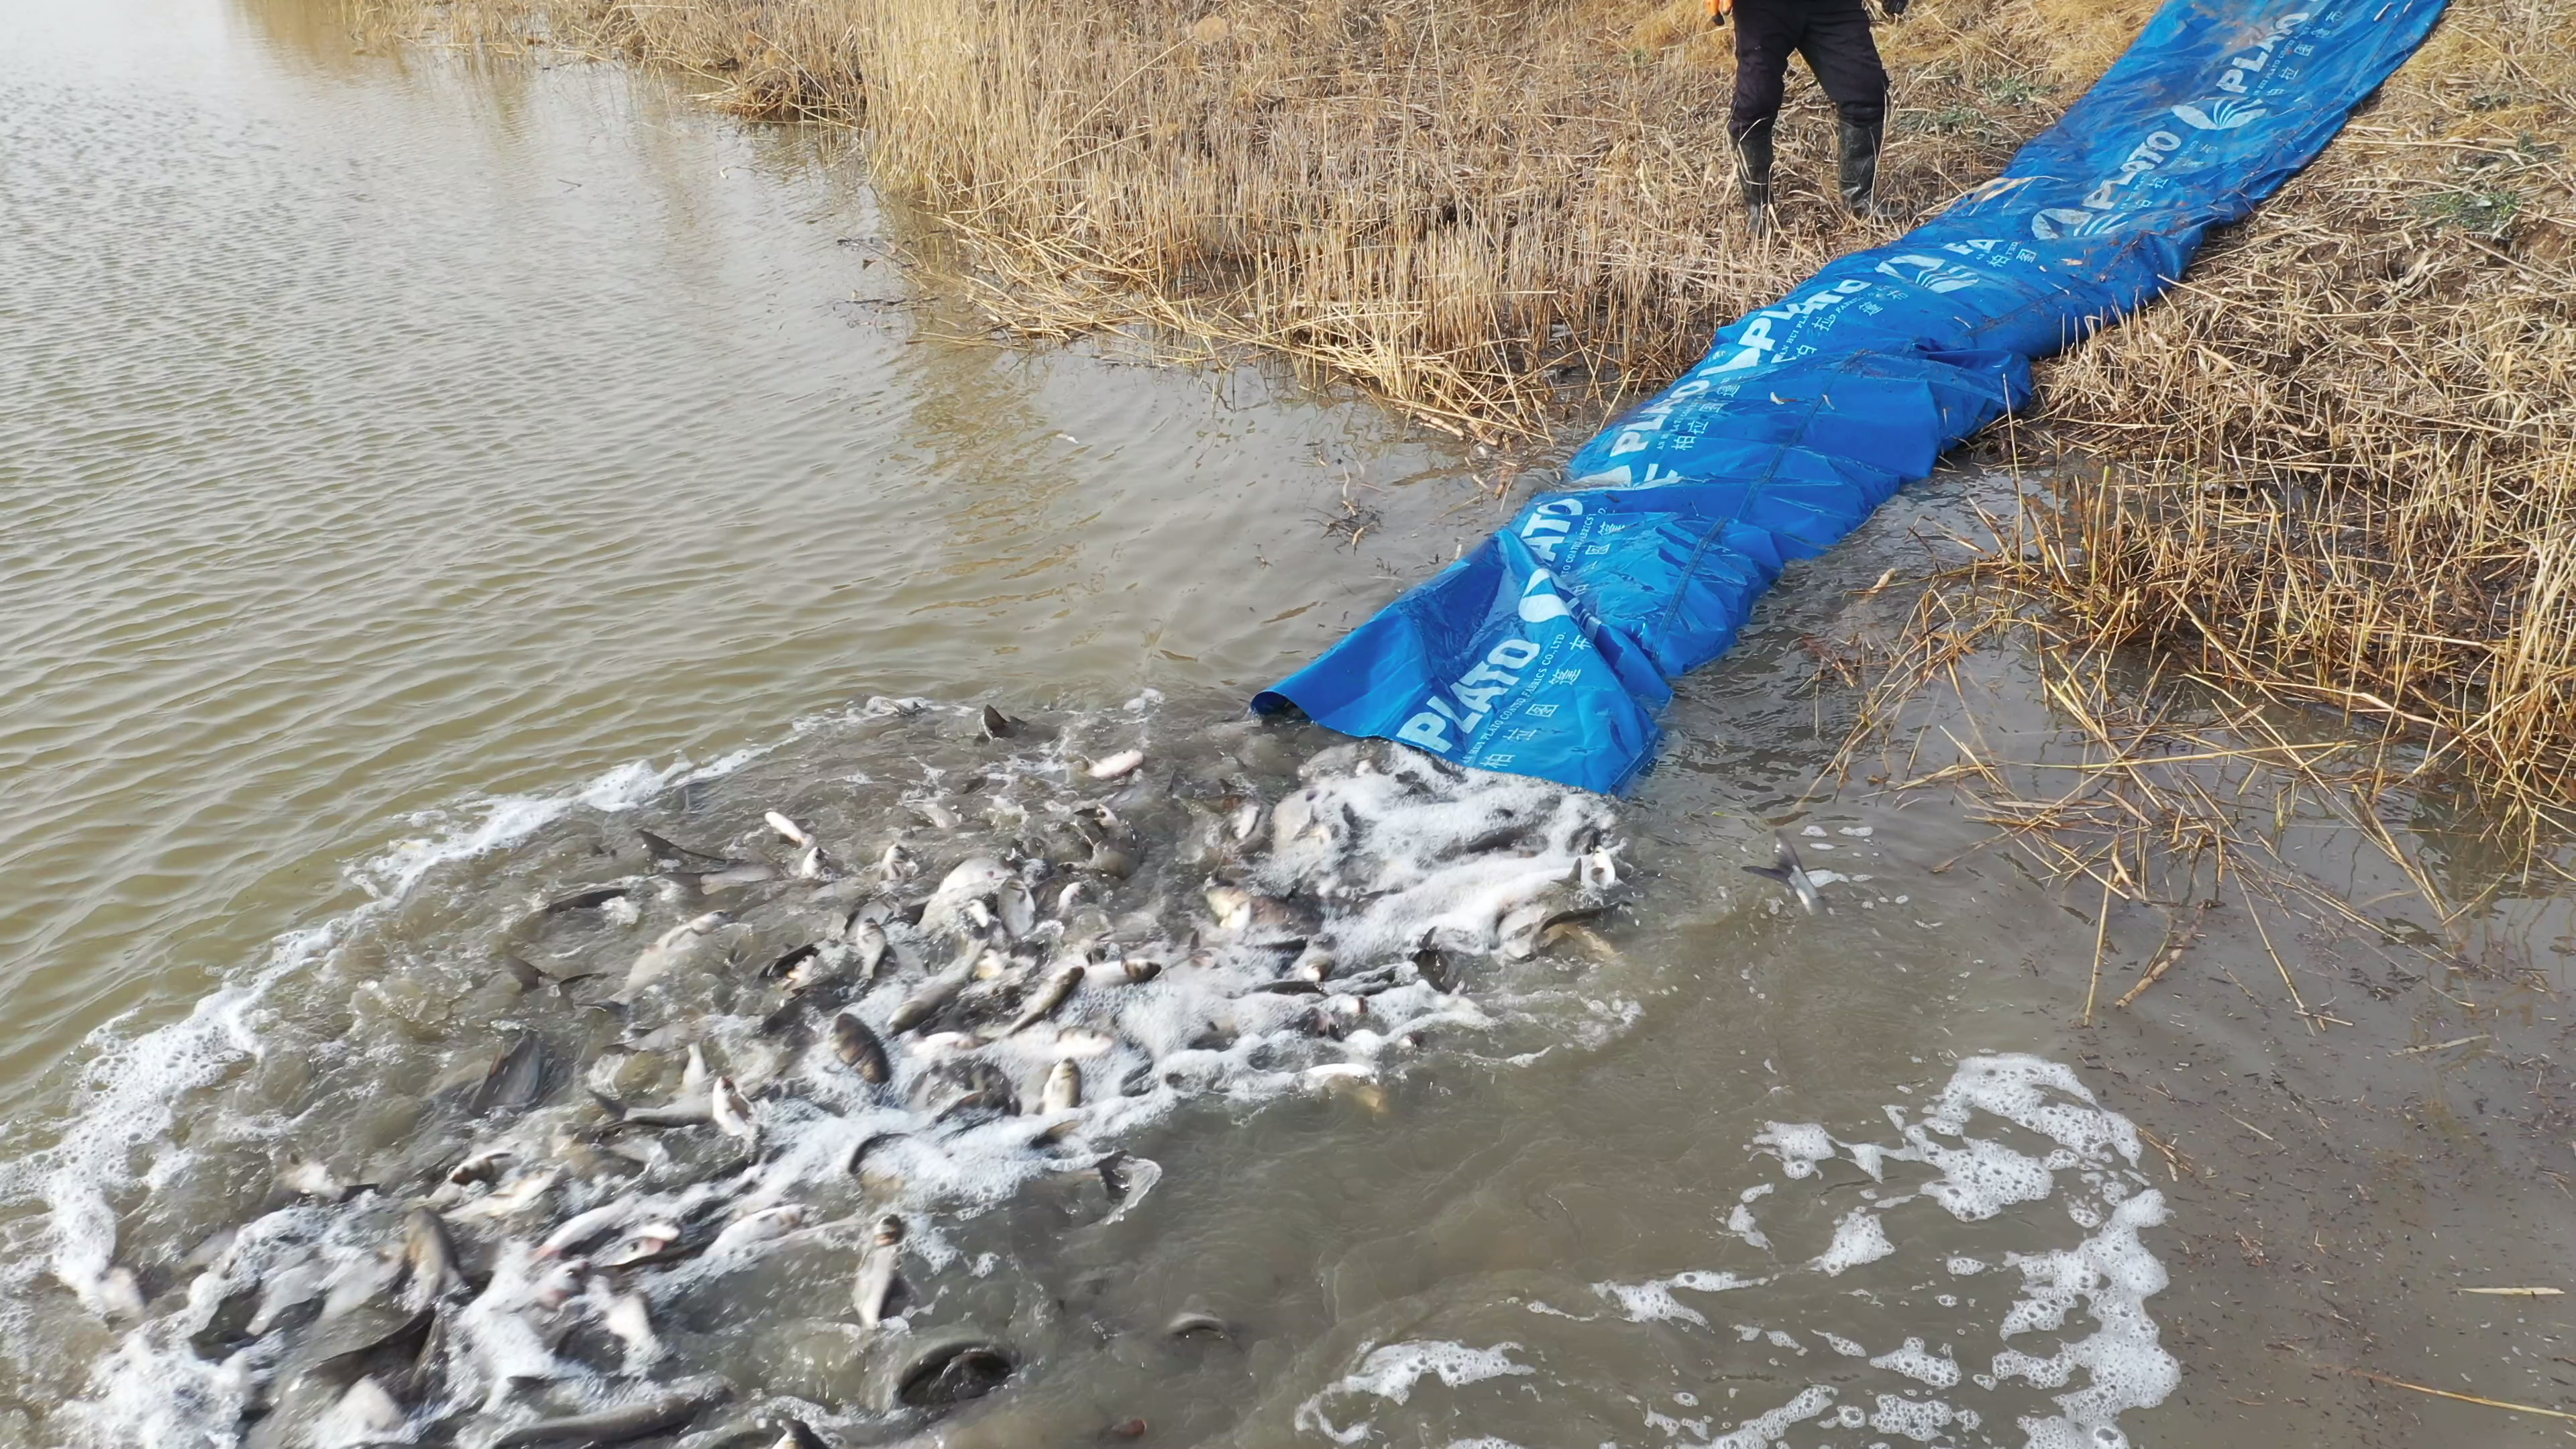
[1796,0,1892,211]
[1728,0,1803,226]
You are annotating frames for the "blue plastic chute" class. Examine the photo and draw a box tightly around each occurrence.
[1254,0,2448,793]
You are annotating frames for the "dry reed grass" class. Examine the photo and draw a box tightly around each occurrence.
[2008,0,2576,831]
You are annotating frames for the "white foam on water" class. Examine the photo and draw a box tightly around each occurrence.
[0,745,755,1360]
[1811,1208,1896,1276]
[1421,1055,2174,1449]
[1294,1340,1535,1444]
[1707,1383,1836,1448]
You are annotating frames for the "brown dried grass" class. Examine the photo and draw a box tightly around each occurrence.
[2005,0,2576,825]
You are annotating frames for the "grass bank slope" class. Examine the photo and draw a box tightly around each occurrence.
[392,0,2575,818]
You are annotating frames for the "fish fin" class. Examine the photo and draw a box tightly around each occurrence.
[1741,864,1790,883]
[500,955,545,992]
[588,1089,628,1123]
[638,830,735,868]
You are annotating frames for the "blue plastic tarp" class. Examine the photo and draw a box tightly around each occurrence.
[1253,0,2449,794]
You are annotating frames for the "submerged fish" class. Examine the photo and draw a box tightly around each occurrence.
[488,1381,731,1448]
[638,830,737,869]
[618,912,734,1000]
[472,1031,557,1117]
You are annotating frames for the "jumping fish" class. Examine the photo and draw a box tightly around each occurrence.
[538,1201,640,1261]
[447,1169,559,1224]
[542,885,634,915]
[1741,832,1821,914]
[847,916,890,982]
[1040,1060,1081,1113]
[831,1014,892,1083]
[401,1208,469,1301]
[763,812,814,849]
[851,1214,906,1328]
[878,843,918,883]
[590,1084,713,1130]
[709,1077,758,1146]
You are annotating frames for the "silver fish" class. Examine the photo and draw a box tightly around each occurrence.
[708,1204,805,1257]
[1226,796,1263,843]
[1040,1060,1081,1113]
[995,882,1037,940]
[602,1287,660,1368]
[763,811,814,849]
[447,1169,560,1224]
[402,1208,468,1301]
[592,1222,682,1269]
[879,843,919,883]
[710,1077,758,1145]
[1003,965,1083,1036]
[888,950,979,1034]
[1741,832,1821,914]
[538,1201,639,1260]
[445,1148,513,1187]
[851,1214,906,1328]
[1086,749,1144,780]
[847,917,890,982]
[618,912,733,1000]
[591,1083,713,1128]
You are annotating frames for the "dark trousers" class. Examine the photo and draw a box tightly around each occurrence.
[1729,0,1888,142]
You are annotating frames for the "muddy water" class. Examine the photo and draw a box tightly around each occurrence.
[8,0,2576,1446]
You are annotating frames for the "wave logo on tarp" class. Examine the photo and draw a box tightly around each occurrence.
[2030,9,2310,240]
[1874,254,1986,294]
[2170,95,2267,131]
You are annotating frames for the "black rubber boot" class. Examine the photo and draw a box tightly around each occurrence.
[1735,119,1777,235]
[1838,117,1888,216]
